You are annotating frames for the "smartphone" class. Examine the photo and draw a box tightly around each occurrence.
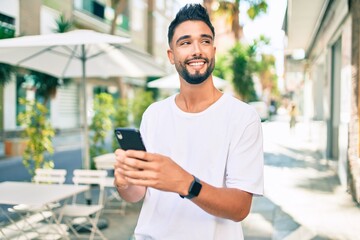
[114,128,146,151]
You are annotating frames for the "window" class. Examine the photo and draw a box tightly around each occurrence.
[0,12,15,39]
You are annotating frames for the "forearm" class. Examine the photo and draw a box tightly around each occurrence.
[190,182,253,222]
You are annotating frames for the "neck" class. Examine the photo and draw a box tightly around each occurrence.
[175,78,222,113]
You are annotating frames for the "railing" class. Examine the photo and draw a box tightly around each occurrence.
[74,0,129,31]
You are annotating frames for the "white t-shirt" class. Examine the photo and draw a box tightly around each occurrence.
[134,93,264,240]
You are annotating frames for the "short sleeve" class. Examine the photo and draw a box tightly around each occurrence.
[226,118,264,196]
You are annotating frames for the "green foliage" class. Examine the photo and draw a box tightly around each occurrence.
[245,0,268,20]
[0,63,14,86]
[215,35,278,102]
[17,98,55,177]
[112,98,130,150]
[89,93,115,169]
[211,0,268,39]
[0,24,15,86]
[19,71,71,104]
[214,55,232,81]
[229,42,257,102]
[132,90,154,128]
[54,13,73,33]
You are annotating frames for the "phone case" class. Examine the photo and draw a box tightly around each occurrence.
[114,128,146,151]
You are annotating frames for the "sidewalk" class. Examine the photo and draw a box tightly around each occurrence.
[2,119,360,239]
[241,119,360,240]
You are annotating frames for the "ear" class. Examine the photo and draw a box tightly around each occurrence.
[167,48,175,65]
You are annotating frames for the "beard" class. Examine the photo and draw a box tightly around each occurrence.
[175,57,215,85]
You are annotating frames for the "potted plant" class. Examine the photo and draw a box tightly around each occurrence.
[112,97,130,151]
[17,98,55,177]
[89,93,115,169]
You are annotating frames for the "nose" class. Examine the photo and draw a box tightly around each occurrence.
[192,41,202,56]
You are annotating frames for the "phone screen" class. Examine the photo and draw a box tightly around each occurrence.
[114,128,146,151]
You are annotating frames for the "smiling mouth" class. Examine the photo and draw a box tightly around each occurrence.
[188,61,205,67]
[186,58,207,69]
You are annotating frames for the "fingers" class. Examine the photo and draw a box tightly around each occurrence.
[125,150,155,162]
[114,169,129,189]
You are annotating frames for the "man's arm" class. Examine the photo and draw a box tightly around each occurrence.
[117,150,253,221]
[191,180,253,222]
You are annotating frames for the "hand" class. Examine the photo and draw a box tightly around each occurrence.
[119,150,193,195]
[114,149,134,190]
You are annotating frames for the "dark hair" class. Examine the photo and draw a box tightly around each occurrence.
[167,4,215,45]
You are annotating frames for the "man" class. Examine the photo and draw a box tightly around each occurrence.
[114,4,263,239]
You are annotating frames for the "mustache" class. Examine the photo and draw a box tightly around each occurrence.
[185,56,209,64]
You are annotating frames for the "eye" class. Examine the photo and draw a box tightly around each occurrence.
[201,39,212,45]
[180,41,191,46]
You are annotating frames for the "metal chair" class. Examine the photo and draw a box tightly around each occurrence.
[58,169,108,240]
[94,153,127,215]
[33,168,67,184]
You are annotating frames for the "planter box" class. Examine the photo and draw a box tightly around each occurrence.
[4,138,28,157]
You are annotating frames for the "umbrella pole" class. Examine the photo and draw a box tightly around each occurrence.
[81,44,90,169]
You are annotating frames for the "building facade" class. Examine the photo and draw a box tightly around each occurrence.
[283,0,360,203]
[0,0,179,141]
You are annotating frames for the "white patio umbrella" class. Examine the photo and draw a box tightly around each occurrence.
[0,29,165,169]
[147,72,229,89]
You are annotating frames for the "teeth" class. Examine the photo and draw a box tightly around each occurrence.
[189,62,204,66]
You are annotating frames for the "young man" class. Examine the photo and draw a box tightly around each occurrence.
[114,4,264,239]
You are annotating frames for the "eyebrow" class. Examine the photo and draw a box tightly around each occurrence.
[175,34,214,45]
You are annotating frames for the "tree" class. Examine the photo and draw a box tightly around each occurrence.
[204,0,268,40]
[215,36,277,102]
[256,54,277,93]
[251,35,279,100]
[109,0,127,35]
[132,89,154,128]
[229,42,257,101]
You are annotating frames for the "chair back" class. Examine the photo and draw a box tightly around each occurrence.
[33,168,67,184]
[72,169,108,205]
[93,153,115,170]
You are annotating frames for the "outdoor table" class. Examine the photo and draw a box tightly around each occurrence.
[0,181,89,239]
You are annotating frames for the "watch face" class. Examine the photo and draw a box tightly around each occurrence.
[179,176,202,199]
[190,179,202,197]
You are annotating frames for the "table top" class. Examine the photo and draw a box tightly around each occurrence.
[0,181,89,206]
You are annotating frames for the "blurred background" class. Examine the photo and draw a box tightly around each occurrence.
[1,1,360,239]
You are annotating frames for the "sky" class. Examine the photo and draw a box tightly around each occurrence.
[241,0,287,76]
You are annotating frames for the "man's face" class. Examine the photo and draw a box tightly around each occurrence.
[167,20,216,85]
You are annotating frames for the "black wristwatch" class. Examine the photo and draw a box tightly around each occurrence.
[180,175,202,199]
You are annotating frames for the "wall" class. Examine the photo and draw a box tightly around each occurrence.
[305,0,351,188]
[348,0,360,204]
[19,0,41,35]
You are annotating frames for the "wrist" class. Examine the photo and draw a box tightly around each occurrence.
[179,175,202,199]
